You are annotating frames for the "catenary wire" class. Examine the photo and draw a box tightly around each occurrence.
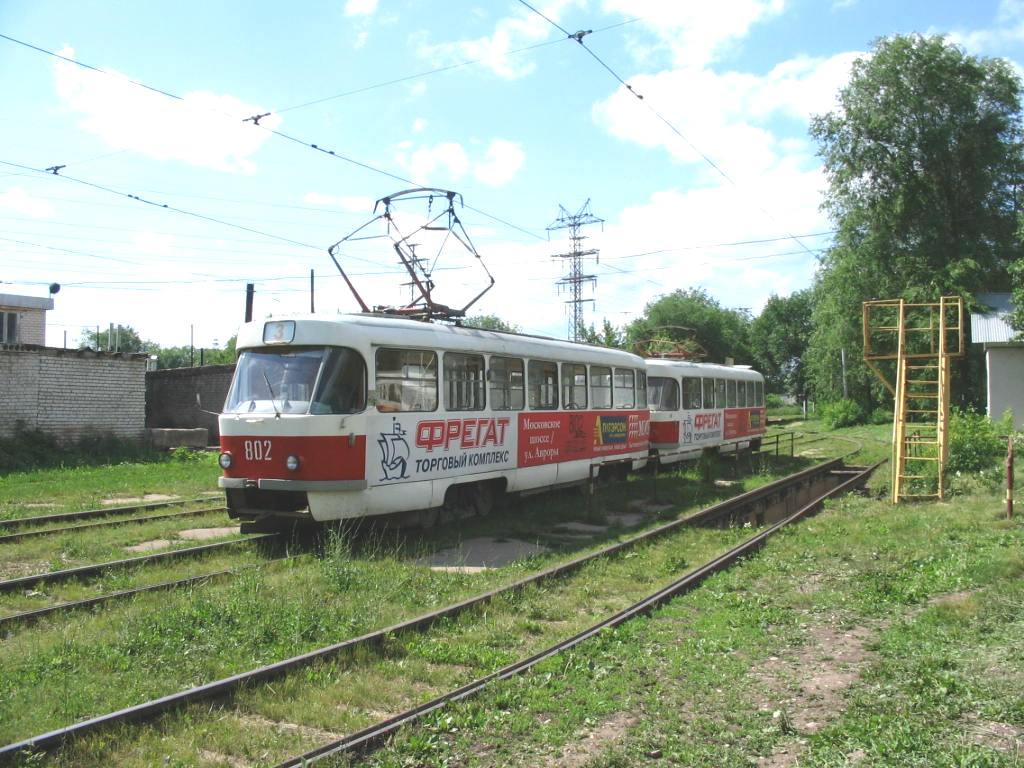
[0,32,546,241]
[513,0,819,258]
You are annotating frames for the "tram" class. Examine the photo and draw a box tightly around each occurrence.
[645,358,766,465]
[218,314,650,525]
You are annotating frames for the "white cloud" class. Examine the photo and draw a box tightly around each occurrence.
[416,0,584,80]
[592,51,859,179]
[0,187,55,218]
[354,30,369,49]
[304,192,376,212]
[947,0,1024,52]
[344,0,378,17]
[411,117,427,133]
[53,47,280,174]
[473,140,525,186]
[602,0,786,68]
[394,142,470,185]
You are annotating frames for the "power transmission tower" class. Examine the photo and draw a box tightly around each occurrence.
[548,200,603,341]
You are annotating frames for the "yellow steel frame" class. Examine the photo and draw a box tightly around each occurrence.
[862,297,964,503]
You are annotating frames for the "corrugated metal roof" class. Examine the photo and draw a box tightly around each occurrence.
[971,292,1019,344]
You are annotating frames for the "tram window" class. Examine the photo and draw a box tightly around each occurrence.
[488,356,524,411]
[443,352,485,411]
[681,376,702,410]
[613,368,635,408]
[727,379,737,408]
[755,381,764,406]
[737,380,747,407]
[648,377,678,411]
[528,360,559,410]
[636,370,648,408]
[226,348,332,415]
[702,378,715,409]
[375,348,438,412]
[311,347,366,414]
[562,364,587,409]
[716,378,726,408]
[591,366,612,408]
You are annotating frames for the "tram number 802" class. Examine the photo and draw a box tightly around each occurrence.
[243,439,273,461]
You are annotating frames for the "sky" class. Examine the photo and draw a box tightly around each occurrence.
[2,0,1023,351]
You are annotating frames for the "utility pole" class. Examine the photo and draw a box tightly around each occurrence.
[548,200,602,342]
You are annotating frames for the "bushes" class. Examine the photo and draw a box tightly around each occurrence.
[947,409,1013,475]
[820,399,866,429]
[0,426,161,473]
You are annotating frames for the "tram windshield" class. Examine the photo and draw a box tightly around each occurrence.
[224,347,366,415]
[647,376,679,411]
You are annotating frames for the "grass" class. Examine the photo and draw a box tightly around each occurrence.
[0,453,816,761]
[0,430,940,766]
[0,450,221,521]
[352,466,1024,767]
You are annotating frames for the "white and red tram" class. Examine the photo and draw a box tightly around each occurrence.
[645,359,766,465]
[218,314,650,524]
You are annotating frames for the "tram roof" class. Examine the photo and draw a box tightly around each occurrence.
[235,313,649,367]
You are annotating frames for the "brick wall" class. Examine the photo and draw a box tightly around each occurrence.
[0,307,46,345]
[0,347,147,441]
[145,364,235,440]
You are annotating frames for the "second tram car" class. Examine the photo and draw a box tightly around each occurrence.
[218,314,651,525]
[645,358,766,465]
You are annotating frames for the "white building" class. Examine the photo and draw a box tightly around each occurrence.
[0,293,54,346]
[971,292,1024,430]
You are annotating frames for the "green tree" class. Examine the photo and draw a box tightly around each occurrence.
[80,325,155,354]
[750,290,814,399]
[808,34,1024,404]
[580,319,625,348]
[156,336,237,369]
[462,314,521,333]
[626,288,753,364]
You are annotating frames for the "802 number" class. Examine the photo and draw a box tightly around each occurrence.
[243,439,272,461]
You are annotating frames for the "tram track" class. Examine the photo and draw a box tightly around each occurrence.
[0,457,874,762]
[0,533,278,594]
[274,460,882,768]
[0,496,214,531]
[0,506,227,544]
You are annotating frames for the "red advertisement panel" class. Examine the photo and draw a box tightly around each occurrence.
[723,408,766,440]
[518,411,649,468]
[649,420,680,446]
[220,435,366,481]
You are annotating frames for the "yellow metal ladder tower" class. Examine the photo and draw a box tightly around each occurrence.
[863,297,964,503]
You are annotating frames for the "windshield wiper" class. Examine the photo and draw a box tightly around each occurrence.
[262,371,282,418]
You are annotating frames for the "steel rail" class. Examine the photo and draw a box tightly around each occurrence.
[0,554,302,631]
[0,458,853,759]
[0,506,226,545]
[274,459,884,767]
[0,496,213,530]
[0,534,277,594]
[0,569,233,631]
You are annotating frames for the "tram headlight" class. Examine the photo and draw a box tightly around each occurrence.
[286,454,300,471]
[218,452,233,470]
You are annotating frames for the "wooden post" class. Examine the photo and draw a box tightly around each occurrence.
[1008,436,1015,520]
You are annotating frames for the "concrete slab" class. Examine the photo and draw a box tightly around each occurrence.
[148,428,209,449]
[178,526,240,540]
[125,539,173,553]
[101,493,179,506]
[626,499,675,515]
[428,565,490,574]
[418,537,549,569]
[554,522,609,534]
[607,510,650,528]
